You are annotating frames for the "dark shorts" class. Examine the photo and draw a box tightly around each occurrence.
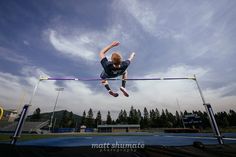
[100,71,127,80]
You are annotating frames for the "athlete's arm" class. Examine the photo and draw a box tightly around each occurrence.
[99,41,120,60]
[128,52,135,61]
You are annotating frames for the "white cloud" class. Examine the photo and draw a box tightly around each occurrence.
[117,0,234,60]
[49,30,96,61]
[23,40,30,46]
[117,0,157,35]
[0,72,31,111]
[116,0,183,39]
[46,24,135,62]
[203,83,236,111]
[125,65,208,112]
[0,47,30,64]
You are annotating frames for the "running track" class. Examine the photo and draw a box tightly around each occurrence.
[17,133,236,147]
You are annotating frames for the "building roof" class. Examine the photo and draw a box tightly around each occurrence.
[97,124,140,128]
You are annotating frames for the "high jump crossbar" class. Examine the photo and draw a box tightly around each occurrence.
[11,75,223,145]
[39,76,196,81]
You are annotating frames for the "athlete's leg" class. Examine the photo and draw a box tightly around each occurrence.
[121,71,127,88]
[101,80,119,97]
[120,71,129,97]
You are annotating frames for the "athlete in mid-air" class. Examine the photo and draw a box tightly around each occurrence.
[99,41,135,97]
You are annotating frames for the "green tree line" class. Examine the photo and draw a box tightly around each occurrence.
[31,106,236,129]
[79,106,236,129]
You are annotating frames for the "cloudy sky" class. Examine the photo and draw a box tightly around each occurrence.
[0,0,236,119]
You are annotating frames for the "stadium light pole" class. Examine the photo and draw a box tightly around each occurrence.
[176,99,185,128]
[49,87,64,132]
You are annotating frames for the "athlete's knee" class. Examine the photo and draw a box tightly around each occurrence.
[122,71,128,79]
[101,80,108,85]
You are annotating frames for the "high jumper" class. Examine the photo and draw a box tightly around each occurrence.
[99,41,135,97]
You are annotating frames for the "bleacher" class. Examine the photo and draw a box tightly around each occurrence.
[0,120,49,134]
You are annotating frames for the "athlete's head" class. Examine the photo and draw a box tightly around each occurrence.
[111,52,122,67]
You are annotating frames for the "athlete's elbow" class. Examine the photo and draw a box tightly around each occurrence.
[99,52,105,59]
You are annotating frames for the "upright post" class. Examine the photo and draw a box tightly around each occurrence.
[29,79,41,105]
[11,79,41,145]
[11,104,30,145]
[194,75,223,144]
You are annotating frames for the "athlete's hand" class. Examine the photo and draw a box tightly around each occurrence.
[131,52,135,57]
[111,41,120,47]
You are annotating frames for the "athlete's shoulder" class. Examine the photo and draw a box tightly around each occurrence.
[101,57,108,62]
[122,60,131,66]
[101,57,113,67]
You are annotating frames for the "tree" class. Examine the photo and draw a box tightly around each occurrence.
[117,109,128,124]
[117,110,123,124]
[86,108,94,128]
[184,110,189,115]
[229,110,236,126]
[95,111,102,126]
[141,107,149,128]
[222,117,229,128]
[215,111,229,128]
[106,111,112,124]
[81,110,86,125]
[165,109,175,127]
[128,106,135,124]
[198,111,209,128]
[175,111,182,127]
[60,110,68,128]
[150,109,156,127]
[137,109,142,124]
[31,108,41,121]
[159,109,166,127]
[155,108,160,127]
[68,111,75,128]
[59,110,76,128]
[128,106,139,124]
[123,109,128,123]
[165,109,170,120]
